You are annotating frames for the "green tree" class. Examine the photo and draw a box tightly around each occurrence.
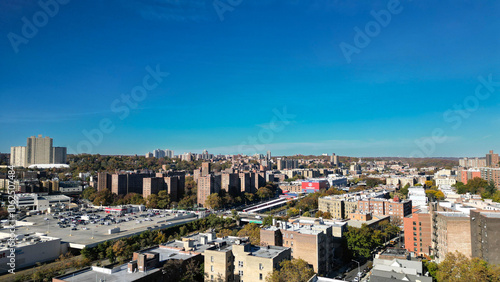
[244,192,254,203]
[467,177,489,194]
[162,259,183,281]
[266,258,315,282]
[158,190,171,209]
[82,186,97,200]
[93,189,113,206]
[146,194,159,209]
[454,181,467,194]
[205,193,223,210]
[345,225,383,258]
[257,187,274,200]
[400,183,410,197]
[262,216,274,227]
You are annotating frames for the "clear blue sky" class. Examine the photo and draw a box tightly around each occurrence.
[1,0,499,157]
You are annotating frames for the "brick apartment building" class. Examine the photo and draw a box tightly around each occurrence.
[470,210,500,265]
[403,209,432,257]
[205,240,291,282]
[433,211,472,263]
[197,174,221,207]
[260,220,344,275]
[358,197,412,219]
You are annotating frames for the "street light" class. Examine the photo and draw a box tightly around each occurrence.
[352,259,361,280]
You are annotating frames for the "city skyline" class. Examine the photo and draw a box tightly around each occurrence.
[1,1,499,157]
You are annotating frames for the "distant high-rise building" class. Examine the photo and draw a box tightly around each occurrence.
[153,149,165,158]
[331,153,339,166]
[486,150,499,167]
[459,157,487,168]
[479,167,500,188]
[267,150,271,161]
[97,172,112,192]
[27,135,52,165]
[182,152,193,162]
[52,147,67,164]
[164,149,173,158]
[276,158,298,170]
[201,162,211,177]
[145,152,153,158]
[10,146,26,167]
[10,135,66,167]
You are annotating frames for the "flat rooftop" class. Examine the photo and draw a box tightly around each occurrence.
[435,211,469,217]
[0,233,59,251]
[347,215,390,229]
[250,245,289,259]
[263,221,330,235]
[56,264,160,282]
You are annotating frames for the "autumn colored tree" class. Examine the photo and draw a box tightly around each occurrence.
[205,193,223,210]
[425,189,445,201]
[262,216,274,227]
[237,223,260,245]
[436,251,500,282]
[266,258,315,282]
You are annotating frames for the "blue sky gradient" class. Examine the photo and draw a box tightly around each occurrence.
[1,0,499,157]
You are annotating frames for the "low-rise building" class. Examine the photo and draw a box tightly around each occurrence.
[0,233,66,274]
[408,187,427,207]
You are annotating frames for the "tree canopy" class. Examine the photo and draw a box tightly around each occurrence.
[266,258,315,282]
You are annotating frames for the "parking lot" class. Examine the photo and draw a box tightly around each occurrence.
[2,209,198,249]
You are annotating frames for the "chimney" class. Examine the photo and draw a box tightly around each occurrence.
[137,254,146,272]
[200,235,207,245]
[128,261,138,273]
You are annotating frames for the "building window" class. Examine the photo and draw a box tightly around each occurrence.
[239,261,243,267]
[239,270,244,276]
[211,265,214,272]
[259,263,263,270]
[413,222,416,225]
[260,273,263,280]
[211,256,214,262]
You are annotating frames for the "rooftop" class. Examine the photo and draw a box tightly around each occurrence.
[435,211,469,218]
[249,245,290,259]
[56,264,160,282]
